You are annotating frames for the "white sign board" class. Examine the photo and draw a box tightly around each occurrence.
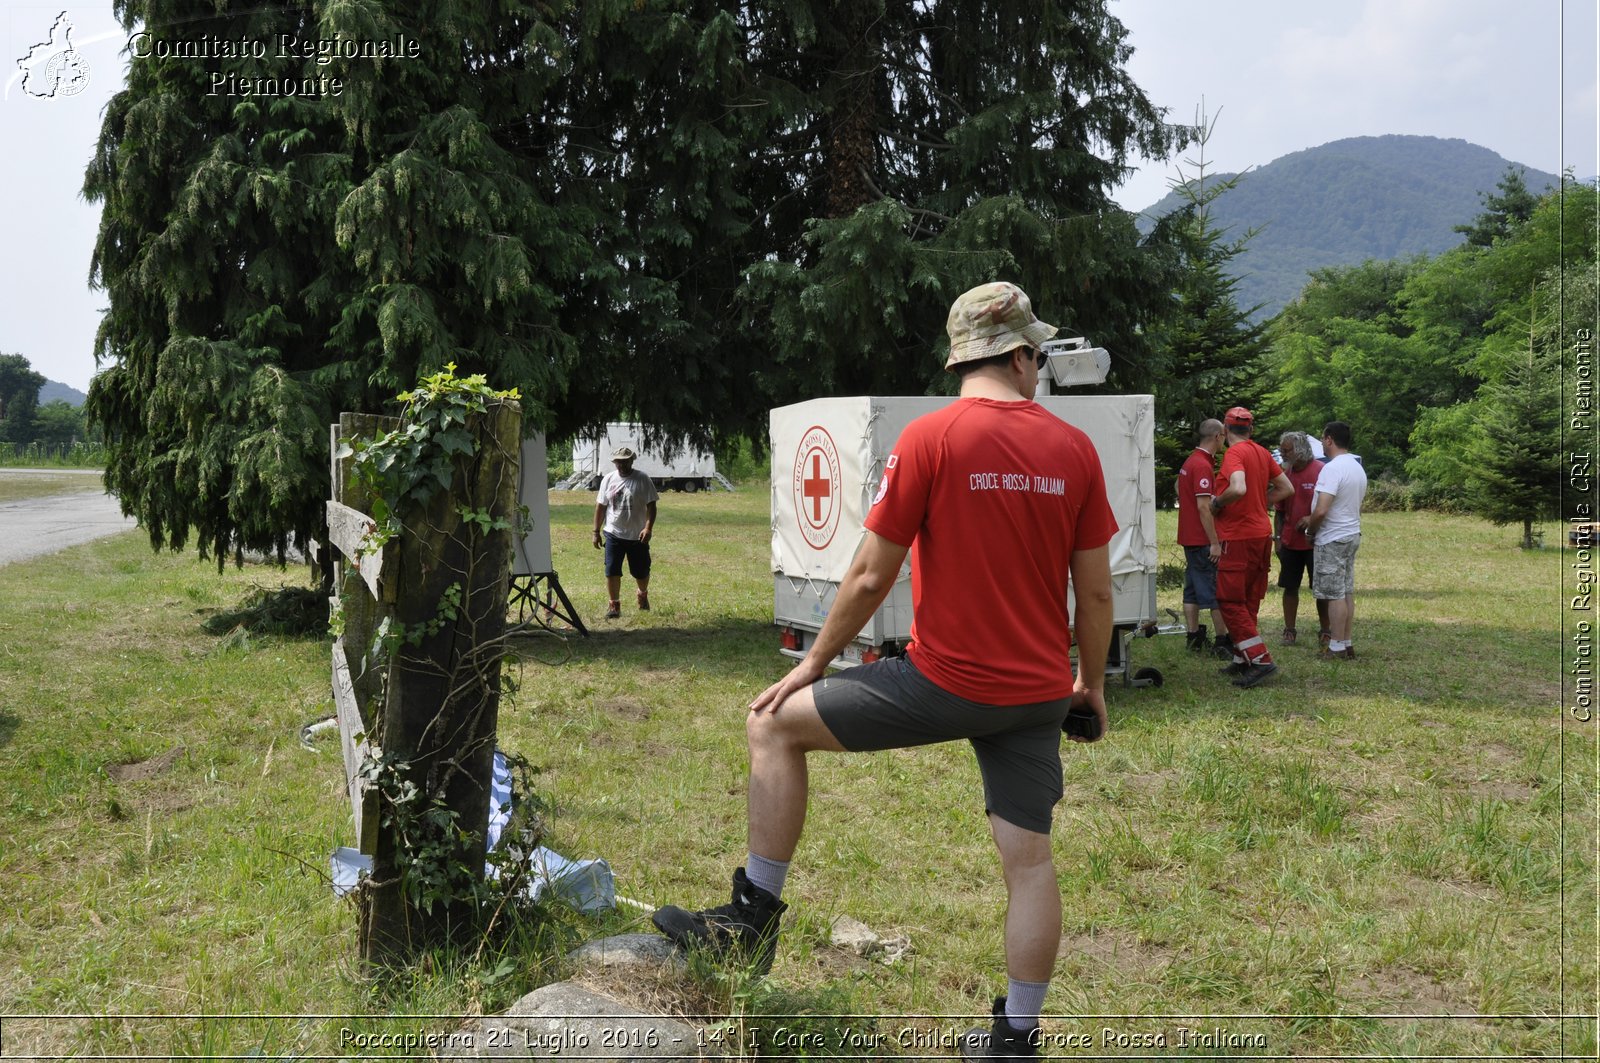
[513,432,553,576]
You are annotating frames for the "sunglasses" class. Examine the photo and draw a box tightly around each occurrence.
[1023,347,1047,369]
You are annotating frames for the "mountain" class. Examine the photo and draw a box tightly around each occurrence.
[40,379,88,407]
[1134,135,1564,320]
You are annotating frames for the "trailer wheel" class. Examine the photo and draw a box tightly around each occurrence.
[684,479,702,493]
[1133,667,1163,688]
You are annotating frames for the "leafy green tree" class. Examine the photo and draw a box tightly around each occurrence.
[0,354,45,445]
[1262,258,1429,475]
[32,401,87,447]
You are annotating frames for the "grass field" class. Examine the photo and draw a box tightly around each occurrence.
[0,468,106,504]
[0,484,1593,1059]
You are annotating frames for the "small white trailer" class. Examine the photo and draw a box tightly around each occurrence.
[565,423,720,493]
[769,340,1164,686]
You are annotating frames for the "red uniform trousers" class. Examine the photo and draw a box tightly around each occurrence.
[1217,537,1274,664]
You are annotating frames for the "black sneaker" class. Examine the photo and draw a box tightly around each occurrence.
[652,868,786,974]
[1218,660,1249,677]
[1232,661,1279,688]
[1185,624,1208,652]
[960,997,1040,1060]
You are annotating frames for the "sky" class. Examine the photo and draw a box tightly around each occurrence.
[1,1,1596,395]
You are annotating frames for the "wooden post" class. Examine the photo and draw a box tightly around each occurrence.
[362,398,521,963]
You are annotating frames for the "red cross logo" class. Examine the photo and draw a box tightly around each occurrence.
[792,426,842,550]
[803,452,831,523]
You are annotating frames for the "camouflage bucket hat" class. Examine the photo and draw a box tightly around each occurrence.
[944,281,1058,370]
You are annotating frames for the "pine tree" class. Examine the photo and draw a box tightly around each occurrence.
[1467,283,1563,548]
[1454,166,1540,248]
[86,0,582,571]
[86,0,1183,563]
[1151,108,1269,490]
[733,0,1184,403]
[88,0,372,567]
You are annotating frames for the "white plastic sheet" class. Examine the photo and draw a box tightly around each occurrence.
[330,751,615,912]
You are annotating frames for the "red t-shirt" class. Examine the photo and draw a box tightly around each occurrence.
[863,398,1119,705]
[1176,448,1218,547]
[1214,439,1282,541]
[1276,459,1324,550]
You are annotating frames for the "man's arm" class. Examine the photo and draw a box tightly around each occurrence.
[1211,469,1248,511]
[749,530,910,713]
[1196,492,1222,559]
[1266,472,1293,509]
[592,502,606,548]
[1067,542,1113,743]
[1299,491,1334,538]
[642,500,657,543]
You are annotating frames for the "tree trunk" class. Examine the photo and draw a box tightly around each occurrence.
[822,6,880,219]
[363,399,520,964]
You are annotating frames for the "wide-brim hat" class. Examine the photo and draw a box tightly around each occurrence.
[611,446,637,461]
[944,281,1058,370]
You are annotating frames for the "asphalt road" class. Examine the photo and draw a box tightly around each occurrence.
[0,473,138,565]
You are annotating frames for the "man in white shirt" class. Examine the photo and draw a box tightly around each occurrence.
[592,446,659,619]
[1297,421,1367,660]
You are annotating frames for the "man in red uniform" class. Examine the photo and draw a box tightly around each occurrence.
[1273,431,1328,646]
[653,281,1116,1060]
[1176,419,1230,656]
[1209,407,1293,688]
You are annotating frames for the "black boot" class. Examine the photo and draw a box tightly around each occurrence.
[960,997,1040,1060]
[1212,634,1235,660]
[1185,624,1208,652]
[652,868,787,974]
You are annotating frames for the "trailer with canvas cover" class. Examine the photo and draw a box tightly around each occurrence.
[769,345,1163,686]
[563,423,722,493]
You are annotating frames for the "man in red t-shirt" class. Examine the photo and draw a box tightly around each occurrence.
[1209,407,1293,688]
[1272,431,1328,646]
[654,282,1116,1060]
[1176,419,1229,655]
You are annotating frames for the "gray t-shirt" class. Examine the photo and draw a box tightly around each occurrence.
[1311,453,1367,543]
[597,469,659,540]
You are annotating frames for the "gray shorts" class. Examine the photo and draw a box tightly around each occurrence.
[812,656,1071,835]
[1312,535,1360,600]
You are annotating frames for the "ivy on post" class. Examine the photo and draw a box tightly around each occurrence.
[337,366,522,964]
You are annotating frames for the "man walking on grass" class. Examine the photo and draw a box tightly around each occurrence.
[1209,407,1293,688]
[1299,420,1368,661]
[592,446,657,619]
[653,281,1116,1060]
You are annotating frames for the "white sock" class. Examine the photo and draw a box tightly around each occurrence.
[1004,979,1048,1031]
[745,853,788,899]
[1329,639,1348,652]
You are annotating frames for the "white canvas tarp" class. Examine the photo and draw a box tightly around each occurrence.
[771,395,1155,585]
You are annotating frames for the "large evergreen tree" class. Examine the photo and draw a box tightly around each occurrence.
[89,0,367,566]
[732,0,1184,403]
[86,0,1181,565]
